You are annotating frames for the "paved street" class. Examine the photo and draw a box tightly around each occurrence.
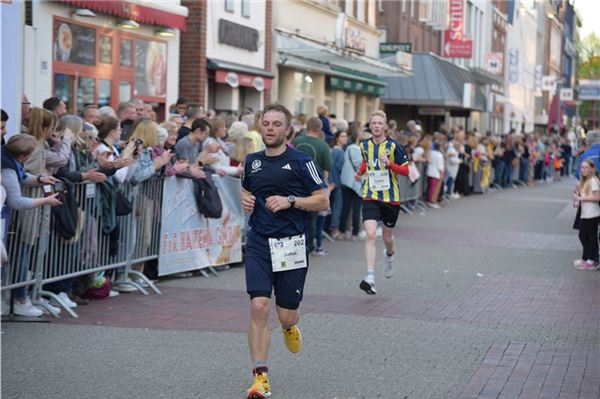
[2,178,599,399]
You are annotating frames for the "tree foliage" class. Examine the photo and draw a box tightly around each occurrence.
[578,33,600,79]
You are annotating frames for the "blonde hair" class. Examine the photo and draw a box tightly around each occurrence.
[56,114,85,147]
[370,110,387,123]
[130,119,158,147]
[160,121,178,135]
[580,159,599,195]
[230,137,253,164]
[28,107,54,141]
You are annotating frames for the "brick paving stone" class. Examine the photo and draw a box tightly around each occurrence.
[457,342,600,399]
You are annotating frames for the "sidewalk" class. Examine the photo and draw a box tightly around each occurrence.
[2,178,599,399]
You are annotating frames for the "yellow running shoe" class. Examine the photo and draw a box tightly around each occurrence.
[246,369,271,399]
[282,325,302,353]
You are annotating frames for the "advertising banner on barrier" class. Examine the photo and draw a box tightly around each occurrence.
[158,176,243,276]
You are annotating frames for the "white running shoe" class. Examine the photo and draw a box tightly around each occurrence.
[13,299,43,317]
[383,249,395,278]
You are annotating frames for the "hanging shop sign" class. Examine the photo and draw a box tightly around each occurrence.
[484,52,503,75]
[508,48,519,84]
[380,42,412,55]
[559,88,573,101]
[541,75,557,92]
[442,0,473,58]
[578,79,600,100]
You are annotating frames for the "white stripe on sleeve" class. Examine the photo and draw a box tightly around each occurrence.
[306,161,323,184]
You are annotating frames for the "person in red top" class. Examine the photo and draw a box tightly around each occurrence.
[354,110,410,295]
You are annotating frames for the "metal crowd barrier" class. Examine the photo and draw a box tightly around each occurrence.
[2,178,165,318]
[399,161,427,215]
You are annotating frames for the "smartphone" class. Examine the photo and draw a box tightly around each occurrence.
[133,138,144,156]
[54,181,64,192]
[43,185,53,197]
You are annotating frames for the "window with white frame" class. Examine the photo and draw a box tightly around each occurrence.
[242,0,250,17]
[419,0,431,22]
[224,0,234,13]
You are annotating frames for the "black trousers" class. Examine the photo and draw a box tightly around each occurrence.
[578,216,600,261]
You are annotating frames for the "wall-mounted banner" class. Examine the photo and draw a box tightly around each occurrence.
[158,176,243,276]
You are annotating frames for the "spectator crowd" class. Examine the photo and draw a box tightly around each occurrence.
[0,96,593,318]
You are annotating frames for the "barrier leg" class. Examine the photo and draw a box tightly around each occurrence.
[127,270,161,295]
[37,290,78,318]
[399,204,413,215]
[207,266,220,277]
[198,269,211,278]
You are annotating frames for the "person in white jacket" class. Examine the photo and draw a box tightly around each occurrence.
[445,141,461,199]
[426,141,445,208]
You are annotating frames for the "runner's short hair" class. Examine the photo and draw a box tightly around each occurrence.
[263,103,292,127]
[370,110,387,123]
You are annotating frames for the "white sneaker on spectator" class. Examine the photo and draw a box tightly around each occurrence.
[13,299,43,317]
[451,193,460,199]
[38,298,62,315]
[56,292,77,308]
[109,290,120,298]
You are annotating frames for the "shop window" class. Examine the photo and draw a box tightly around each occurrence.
[54,73,74,113]
[98,79,112,107]
[293,72,315,116]
[119,81,132,102]
[99,35,113,64]
[343,95,351,121]
[77,77,95,110]
[120,39,133,67]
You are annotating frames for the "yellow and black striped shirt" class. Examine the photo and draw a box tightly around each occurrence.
[360,138,409,204]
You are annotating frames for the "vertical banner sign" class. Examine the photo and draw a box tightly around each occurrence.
[443,0,473,58]
[158,176,243,276]
[508,48,519,84]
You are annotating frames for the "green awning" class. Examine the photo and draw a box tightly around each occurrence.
[328,76,385,96]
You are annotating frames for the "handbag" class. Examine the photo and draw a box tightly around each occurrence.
[115,189,133,216]
[573,206,581,230]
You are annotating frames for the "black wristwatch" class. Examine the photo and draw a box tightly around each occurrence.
[287,195,296,208]
[37,175,43,183]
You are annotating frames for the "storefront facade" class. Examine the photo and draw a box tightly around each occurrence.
[273,0,403,122]
[205,0,273,113]
[24,0,187,119]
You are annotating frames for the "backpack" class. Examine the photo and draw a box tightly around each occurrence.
[193,174,223,219]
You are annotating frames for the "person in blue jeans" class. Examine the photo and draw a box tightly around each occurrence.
[328,129,348,238]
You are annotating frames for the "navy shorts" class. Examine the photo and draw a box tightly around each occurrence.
[362,200,401,228]
[245,230,309,310]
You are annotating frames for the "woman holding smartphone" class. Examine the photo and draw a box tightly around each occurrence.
[1,134,62,317]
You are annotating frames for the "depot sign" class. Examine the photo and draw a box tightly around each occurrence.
[442,0,473,58]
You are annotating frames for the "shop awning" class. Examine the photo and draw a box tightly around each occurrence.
[57,0,188,31]
[276,31,408,89]
[470,67,504,86]
[208,59,273,91]
[382,53,486,111]
[207,59,275,78]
